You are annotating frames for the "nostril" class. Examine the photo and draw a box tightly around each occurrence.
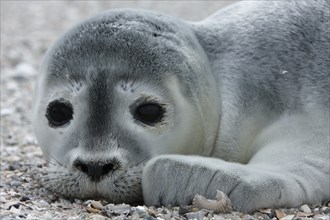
[102,163,114,175]
[74,161,89,174]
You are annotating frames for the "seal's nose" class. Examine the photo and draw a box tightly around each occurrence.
[73,159,115,182]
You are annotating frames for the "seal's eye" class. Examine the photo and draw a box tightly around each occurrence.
[46,100,73,127]
[133,103,165,126]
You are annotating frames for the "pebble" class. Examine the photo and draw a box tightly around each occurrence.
[87,204,101,213]
[39,199,50,207]
[59,198,72,208]
[296,212,314,217]
[4,201,21,210]
[91,200,104,210]
[275,209,286,219]
[9,206,21,214]
[7,155,21,163]
[130,212,140,220]
[1,108,15,116]
[10,181,21,188]
[48,194,58,201]
[300,204,311,213]
[185,210,205,219]
[74,199,83,204]
[280,214,295,220]
[135,205,148,217]
[13,63,36,80]
[10,175,21,181]
[20,196,30,202]
[213,215,226,220]
[321,206,328,212]
[88,214,107,220]
[102,203,131,217]
[262,214,271,220]
[1,197,7,203]
[314,214,330,220]
[242,214,255,220]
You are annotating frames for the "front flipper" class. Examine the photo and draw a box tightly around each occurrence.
[142,155,286,212]
[142,113,329,212]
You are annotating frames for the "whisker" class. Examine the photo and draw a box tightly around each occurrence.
[134,157,149,166]
[43,152,67,168]
[40,157,58,166]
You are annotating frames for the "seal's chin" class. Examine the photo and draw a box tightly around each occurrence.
[37,163,144,204]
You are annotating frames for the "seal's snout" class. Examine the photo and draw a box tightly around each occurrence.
[73,159,116,182]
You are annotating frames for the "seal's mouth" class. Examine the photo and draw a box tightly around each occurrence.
[34,162,146,204]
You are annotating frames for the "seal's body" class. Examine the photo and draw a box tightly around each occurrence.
[33,1,329,212]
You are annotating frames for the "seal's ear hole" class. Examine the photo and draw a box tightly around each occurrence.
[132,103,165,126]
[46,99,73,127]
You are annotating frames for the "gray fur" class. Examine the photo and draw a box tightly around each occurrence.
[33,0,329,212]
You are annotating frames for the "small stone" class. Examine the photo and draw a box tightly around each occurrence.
[47,194,58,201]
[144,216,158,220]
[296,212,314,217]
[147,207,157,217]
[84,200,93,205]
[262,214,271,220]
[213,215,226,220]
[4,201,21,210]
[20,196,30,202]
[102,203,131,217]
[59,198,72,208]
[74,199,83,204]
[88,214,106,220]
[0,197,7,203]
[313,214,330,220]
[0,108,15,116]
[300,204,311,213]
[156,213,165,219]
[242,214,255,220]
[13,63,36,80]
[135,205,148,217]
[10,181,21,188]
[259,208,272,214]
[6,154,21,162]
[38,199,50,207]
[321,206,328,211]
[91,200,104,210]
[9,206,21,214]
[87,204,101,213]
[23,135,37,145]
[259,208,275,218]
[275,209,286,219]
[185,210,205,219]
[280,214,295,220]
[130,212,140,220]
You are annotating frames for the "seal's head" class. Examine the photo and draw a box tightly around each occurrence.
[32,9,220,203]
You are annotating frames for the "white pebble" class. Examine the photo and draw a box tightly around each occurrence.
[14,63,36,79]
[280,214,295,220]
[300,204,311,213]
[1,108,15,116]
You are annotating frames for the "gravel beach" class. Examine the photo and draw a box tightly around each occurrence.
[1,1,329,219]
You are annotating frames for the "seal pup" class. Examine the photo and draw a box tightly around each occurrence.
[32,1,329,212]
